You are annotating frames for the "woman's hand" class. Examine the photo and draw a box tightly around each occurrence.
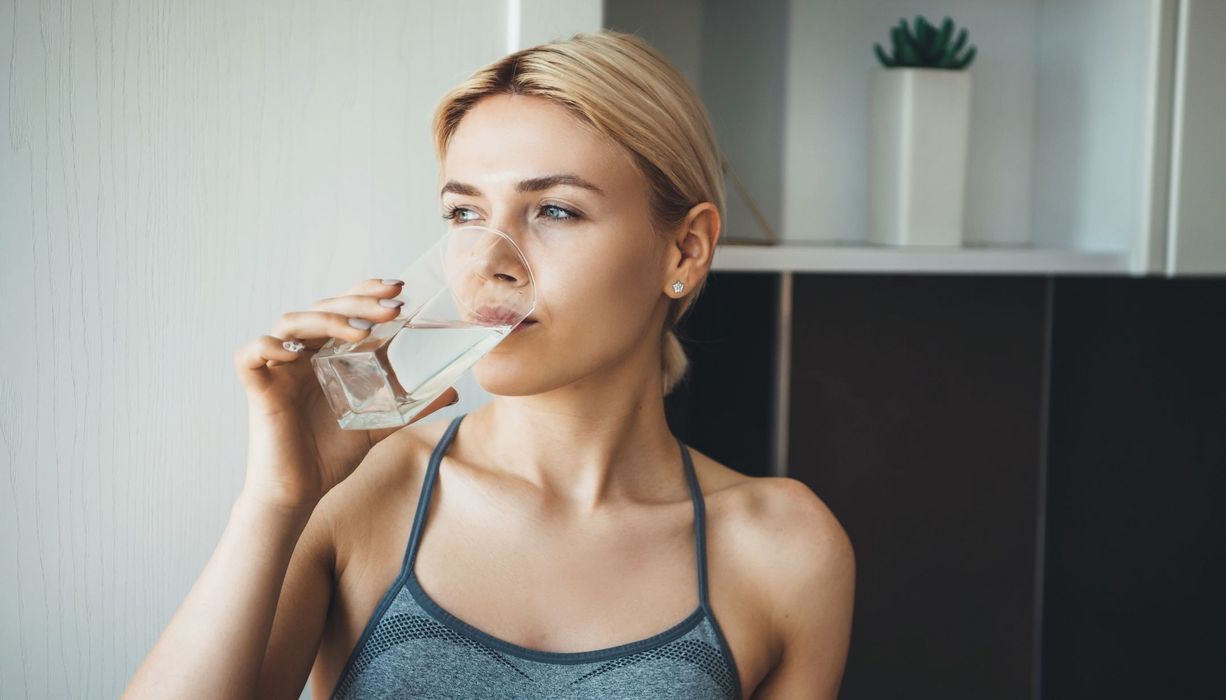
[232,277,458,510]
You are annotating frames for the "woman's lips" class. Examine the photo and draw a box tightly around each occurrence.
[472,304,536,335]
[473,304,525,325]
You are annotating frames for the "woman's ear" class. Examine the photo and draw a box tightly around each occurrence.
[662,202,721,297]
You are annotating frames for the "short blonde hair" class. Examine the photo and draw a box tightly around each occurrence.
[431,29,724,396]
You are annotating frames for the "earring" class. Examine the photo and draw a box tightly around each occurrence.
[672,280,685,294]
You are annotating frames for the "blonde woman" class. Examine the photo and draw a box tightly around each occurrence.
[125,30,854,700]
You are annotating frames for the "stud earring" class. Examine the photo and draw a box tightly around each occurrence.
[672,280,685,294]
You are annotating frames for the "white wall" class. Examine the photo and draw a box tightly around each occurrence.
[0,0,596,697]
[604,0,789,244]
[1032,0,1168,268]
[612,0,1174,262]
[1166,0,1226,274]
[782,0,1043,247]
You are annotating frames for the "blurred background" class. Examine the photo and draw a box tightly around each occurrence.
[2,1,1223,698]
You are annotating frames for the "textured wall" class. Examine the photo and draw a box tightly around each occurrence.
[0,1,510,696]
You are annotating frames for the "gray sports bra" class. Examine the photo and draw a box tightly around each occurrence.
[329,413,743,699]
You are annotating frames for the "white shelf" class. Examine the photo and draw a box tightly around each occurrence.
[607,0,1226,277]
[711,242,1130,275]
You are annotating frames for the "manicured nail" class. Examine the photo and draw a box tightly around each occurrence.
[381,278,404,286]
[348,317,373,330]
[379,298,404,308]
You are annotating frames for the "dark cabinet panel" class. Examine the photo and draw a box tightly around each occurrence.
[787,274,1047,700]
[1042,277,1226,700]
[670,271,1226,699]
[666,272,778,478]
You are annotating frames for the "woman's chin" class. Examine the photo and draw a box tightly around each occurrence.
[472,355,552,396]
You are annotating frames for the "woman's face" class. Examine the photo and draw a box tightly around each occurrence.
[440,94,674,397]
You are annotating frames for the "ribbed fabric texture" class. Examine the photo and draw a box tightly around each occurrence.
[329,414,743,700]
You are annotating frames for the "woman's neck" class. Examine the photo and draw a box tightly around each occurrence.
[464,378,682,514]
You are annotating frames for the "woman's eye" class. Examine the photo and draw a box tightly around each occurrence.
[443,204,579,224]
[442,206,479,223]
[539,204,579,221]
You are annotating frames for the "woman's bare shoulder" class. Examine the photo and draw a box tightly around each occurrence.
[333,418,449,496]
[686,445,840,528]
[688,446,853,604]
[315,418,454,573]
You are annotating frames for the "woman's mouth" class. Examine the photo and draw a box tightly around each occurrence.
[473,305,524,325]
[471,304,536,334]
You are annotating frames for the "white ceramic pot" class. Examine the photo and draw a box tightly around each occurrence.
[868,67,972,247]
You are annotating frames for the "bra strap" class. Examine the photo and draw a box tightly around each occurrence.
[402,422,711,608]
[401,413,466,577]
[678,437,712,608]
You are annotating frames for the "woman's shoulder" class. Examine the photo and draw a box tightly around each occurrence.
[687,445,846,543]
[333,417,451,498]
[725,472,852,572]
[690,448,855,678]
[689,447,854,609]
[317,417,455,574]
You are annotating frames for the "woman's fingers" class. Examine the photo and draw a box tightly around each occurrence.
[269,310,380,347]
[340,277,405,298]
[309,294,405,326]
[322,278,406,321]
[234,335,307,373]
[237,279,408,375]
[265,279,406,348]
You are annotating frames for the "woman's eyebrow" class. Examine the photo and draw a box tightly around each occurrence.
[440,174,605,198]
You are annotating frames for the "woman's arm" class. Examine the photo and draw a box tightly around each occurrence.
[749,479,856,700]
[121,491,327,699]
[121,276,443,698]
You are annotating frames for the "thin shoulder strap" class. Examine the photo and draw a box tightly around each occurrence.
[401,413,466,577]
[678,437,712,608]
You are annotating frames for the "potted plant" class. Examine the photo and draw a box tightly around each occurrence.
[868,16,977,247]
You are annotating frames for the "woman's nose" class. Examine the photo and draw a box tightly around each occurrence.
[472,231,530,287]
[478,256,526,285]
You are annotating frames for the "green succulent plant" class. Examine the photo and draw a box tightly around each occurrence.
[874,15,976,70]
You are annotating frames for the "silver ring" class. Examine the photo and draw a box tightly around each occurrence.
[282,338,306,353]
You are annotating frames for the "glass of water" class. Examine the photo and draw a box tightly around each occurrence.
[311,225,535,430]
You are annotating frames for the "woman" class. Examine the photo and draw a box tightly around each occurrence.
[124,30,854,700]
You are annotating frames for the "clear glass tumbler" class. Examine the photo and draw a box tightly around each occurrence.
[311,225,535,430]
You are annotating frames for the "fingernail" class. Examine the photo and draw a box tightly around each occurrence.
[382,278,404,286]
[348,317,373,330]
[379,298,404,308]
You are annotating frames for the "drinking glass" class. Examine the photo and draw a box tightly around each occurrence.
[311,225,535,429]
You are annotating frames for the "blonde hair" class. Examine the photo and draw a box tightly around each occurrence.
[431,30,724,396]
